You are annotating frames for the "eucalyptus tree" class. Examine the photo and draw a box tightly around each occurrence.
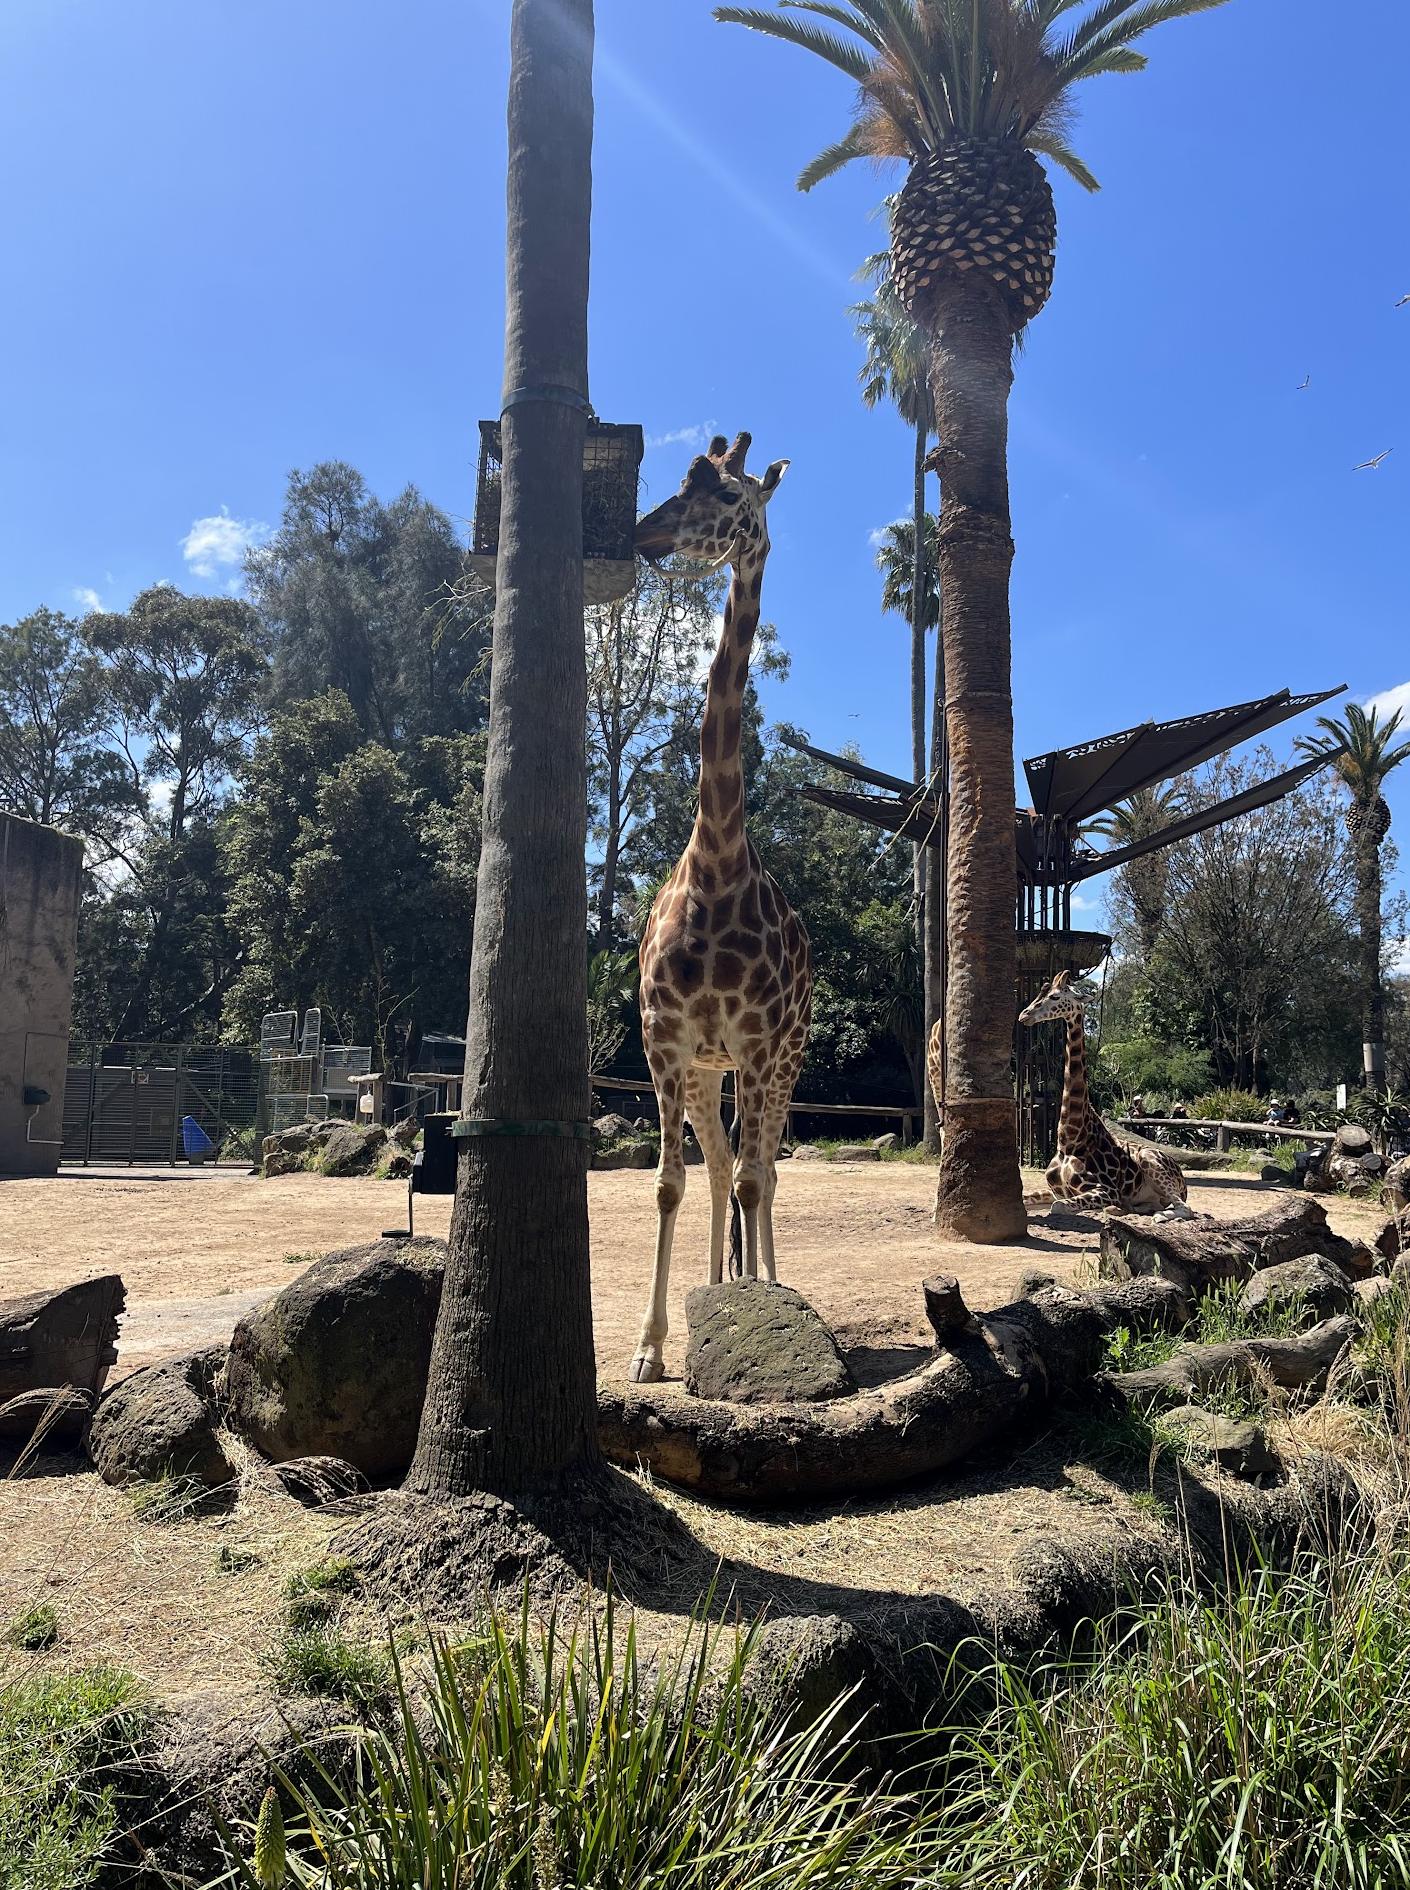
[1299,703,1410,1088]
[716,0,1231,1240]
[1086,781,1186,961]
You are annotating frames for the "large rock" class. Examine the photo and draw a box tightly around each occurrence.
[0,1275,125,1401]
[257,1454,370,1507]
[1161,1405,1278,1479]
[221,1237,445,1476]
[1333,1123,1373,1159]
[684,1279,855,1404]
[1386,1155,1410,1216]
[829,1145,880,1163]
[592,1141,657,1171]
[87,1347,233,1489]
[318,1124,388,1177]
[1238,1256,1355,1328]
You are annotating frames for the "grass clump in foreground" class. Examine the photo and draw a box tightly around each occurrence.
[0,1662,151,1890]
[226,1593,921,1890]
[938,1543,1410,1889]
[283,1557,360,1630]
[264,1624,390,1707]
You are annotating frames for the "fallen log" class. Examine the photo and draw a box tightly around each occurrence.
[1101,1196,1372,1299]
[598,1277,1106,1504]
[0,1276,125,1401]
[1108,1315,1358,1411]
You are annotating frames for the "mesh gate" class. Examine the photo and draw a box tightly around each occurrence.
[61,1044,260,1165]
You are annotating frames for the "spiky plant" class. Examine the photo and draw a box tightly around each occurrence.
[1298,702,1410,1086]
[715,0,1232,1241]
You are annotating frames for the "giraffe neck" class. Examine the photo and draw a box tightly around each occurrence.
[1058,1009,1091,1151]
[691,544,765,880]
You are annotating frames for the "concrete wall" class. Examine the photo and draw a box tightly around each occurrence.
[1,813,84,1177]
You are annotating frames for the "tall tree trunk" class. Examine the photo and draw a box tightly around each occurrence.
[922,625,945,1156]
[1355,826,1386,1087]
[598,770,621,945]
[926,280,1026,1241]
[910,421,928,960]
[408,0,599,1498]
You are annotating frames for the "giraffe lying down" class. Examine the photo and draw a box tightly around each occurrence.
[1018,970,1191,1217]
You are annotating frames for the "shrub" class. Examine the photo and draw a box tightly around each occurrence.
[229,1595,922,1890]
[0,1663,150,1890]
[936,1547,1410,1890]
[283,1558,360,1630]
[1094,1037,1212,1108]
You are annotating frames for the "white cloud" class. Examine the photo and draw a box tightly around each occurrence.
[180,506,266,580]
[868,518,906,549]
[71,586,102,614]
[646,423,718,452]
[1365,679,1410,724]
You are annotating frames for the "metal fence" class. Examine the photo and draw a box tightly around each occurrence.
[62,1044,260,1165]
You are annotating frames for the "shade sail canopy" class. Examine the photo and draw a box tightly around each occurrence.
[1023,685,1346,825]
[1070,745,1348,882]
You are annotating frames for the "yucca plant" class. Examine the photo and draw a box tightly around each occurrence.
[219,1593,922,1890]
[1298,703,1410,1088]
[715,0,1232,1242]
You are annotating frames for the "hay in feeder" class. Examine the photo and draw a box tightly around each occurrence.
[471,418,643,607]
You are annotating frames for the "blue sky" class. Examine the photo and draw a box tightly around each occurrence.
[2,0,1407,930]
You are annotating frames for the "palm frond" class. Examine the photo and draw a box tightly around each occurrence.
[712,7,875,82]
[797,125,872,189]
[1054,0,1231,76]
[778,0,886,46]
[1027,127,1101,190]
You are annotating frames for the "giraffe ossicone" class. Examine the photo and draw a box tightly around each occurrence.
[1019,968,1189,1215]
[629,431,812,1384]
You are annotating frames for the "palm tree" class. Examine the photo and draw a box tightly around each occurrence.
[715,0,1230,1242]
[1298,704,1410,1089]
[409,0,599,1496]
[1085,781,1185,960]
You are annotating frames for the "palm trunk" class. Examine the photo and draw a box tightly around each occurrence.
[910,421,927,954]
[409,0,599,1497]
[922,625,945,1156]
[926,279,1026,1240]
[1355,829,1386,1087]
[598,770,621,945]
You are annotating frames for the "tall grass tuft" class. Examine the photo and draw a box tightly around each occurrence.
[936,1546,1410,1889]
[224,1592,921,1890]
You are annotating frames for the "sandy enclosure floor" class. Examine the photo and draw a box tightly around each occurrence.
[0,1160,1390,1382]
[0,1160,1390,1714]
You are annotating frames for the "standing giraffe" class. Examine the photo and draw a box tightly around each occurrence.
[628,432,811,1383]
[1019,970,1188,1213]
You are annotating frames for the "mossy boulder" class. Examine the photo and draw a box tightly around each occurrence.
[220,1238,445,1477]
[87,1346,233,1489]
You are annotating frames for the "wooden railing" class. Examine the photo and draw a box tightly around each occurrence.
[591,1075,922,1146]
[1115,1115,1335,1154]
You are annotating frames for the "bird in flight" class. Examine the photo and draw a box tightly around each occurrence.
[1297,374,1310,390]
[1396,294,1410,308]
[1353,449,1393,470]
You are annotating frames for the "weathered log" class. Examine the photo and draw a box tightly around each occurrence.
[1073,1275,1193,1335]
[1108,1315,1357,1411]
[0,1276,125,1401]
[598,1282,1106,1503]
[922,1273,978,1340]
[1101,1196,1370,1298]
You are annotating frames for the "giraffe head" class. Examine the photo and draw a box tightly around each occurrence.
[635,431,788,571]
[1018,968,1087,1029]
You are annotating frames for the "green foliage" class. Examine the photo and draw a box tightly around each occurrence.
[228,1594,920,1890]
[1346,1085,1410,1152]
[936,1547,1410,1889]
[283,1561,360,1631]
[0,1662,150,1890]
[586,949,639,1077]
[264,1626,390,1707]
[128,1471,212,1525]
[1191,1086,1264,1122]
[5,1604,59,1652]
[1094,1035,1212,1106]
[715,0,1233,196]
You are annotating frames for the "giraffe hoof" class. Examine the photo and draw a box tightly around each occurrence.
[629,1352,664,1385]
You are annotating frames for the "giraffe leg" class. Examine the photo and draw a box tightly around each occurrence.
[684,1066,731,1285]
[756,1088,791,1284]
[733,1064,771,1281]
[632,1055,688,1383]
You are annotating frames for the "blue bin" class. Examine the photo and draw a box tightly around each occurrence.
[181,1115,216,1161]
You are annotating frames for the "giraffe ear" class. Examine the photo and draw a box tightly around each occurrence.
[761,458,789,498]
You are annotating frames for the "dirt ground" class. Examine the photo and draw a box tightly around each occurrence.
[6,1157,1377,1383]
[0,1160,1391,1716]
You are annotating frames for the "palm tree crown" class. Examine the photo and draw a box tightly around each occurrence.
[1298,704,1410,846]
[851,237,933,430]
[875,516,941,628]
[715,0,1231,195]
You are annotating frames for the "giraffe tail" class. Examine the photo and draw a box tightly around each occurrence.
[728,1108,743,1279]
